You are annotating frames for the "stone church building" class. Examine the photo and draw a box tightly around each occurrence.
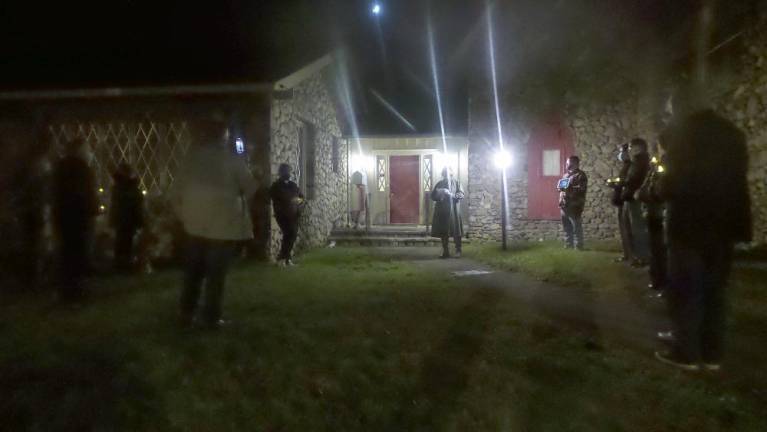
[346,16,766,247]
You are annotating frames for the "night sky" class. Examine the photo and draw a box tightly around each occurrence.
[1,0,762,134]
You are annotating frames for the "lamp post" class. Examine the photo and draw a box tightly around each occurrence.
[494,149,512,250]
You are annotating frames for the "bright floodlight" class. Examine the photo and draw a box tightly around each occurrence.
[372,3,381,15]
[494,149,512,169]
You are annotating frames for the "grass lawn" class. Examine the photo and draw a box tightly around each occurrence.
[2,245,766,431]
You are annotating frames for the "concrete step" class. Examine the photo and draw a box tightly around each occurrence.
[331,227,431,238]
[330,237,441,247]
[329,235,470,247]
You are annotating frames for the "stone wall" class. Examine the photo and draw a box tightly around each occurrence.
[715,16,767,244]
[468,94,657,243]
[269,70,347,258]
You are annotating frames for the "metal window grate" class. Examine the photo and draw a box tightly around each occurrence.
[48,121,191,194]
[377,156,386,192]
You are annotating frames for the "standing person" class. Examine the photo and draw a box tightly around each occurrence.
[610,143,633,262]
[430,167,464,258]
[171,117,257,329]
[269,163,304,266]
[349,170,367,229]
[621,138,651,266]
[655,103,751,371]
[52,139,98,302]
[638,149,667,294]
[558,156,588,250]
[110,162,144,272]
[12,138,50,291]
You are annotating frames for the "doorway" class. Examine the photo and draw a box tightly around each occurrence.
[527,118,574,220]
[389,155,420,224]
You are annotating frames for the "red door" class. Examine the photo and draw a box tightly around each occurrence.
[527,118,574,220]
[389,155,420,224]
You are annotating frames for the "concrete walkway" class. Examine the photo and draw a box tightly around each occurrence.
[370,246,670,353]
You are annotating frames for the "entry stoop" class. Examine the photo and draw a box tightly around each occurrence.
[329,226,469,247]
[330,226,439,247]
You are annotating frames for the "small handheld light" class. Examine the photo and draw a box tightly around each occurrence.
[657,165,665,173]
[142,190,147,196]
[98,187,104,193]
[372,3,382,15]
[651,156,659,164]
[235,138,245,155]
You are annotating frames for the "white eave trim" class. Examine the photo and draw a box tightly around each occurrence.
[273,54,334,91]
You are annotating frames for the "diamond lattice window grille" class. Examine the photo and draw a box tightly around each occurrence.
[47,120,192,195]
[423,155,433,191]
[377,156,386,192]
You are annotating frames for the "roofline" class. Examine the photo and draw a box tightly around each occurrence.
[273,53,335,91]
[0,52,337,101]
[0,83,275,101]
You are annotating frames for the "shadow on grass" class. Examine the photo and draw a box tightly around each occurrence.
[1,341,167,431]
[400,286,506,429]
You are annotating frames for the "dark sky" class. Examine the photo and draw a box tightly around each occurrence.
[1,0,763,134]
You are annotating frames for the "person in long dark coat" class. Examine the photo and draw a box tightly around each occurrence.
[270,163,304,266]
[655,105,752,371]
[110,162,144,272]
[431,167,464,258]
[52,139,98,302]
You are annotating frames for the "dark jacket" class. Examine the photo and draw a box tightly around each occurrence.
[52,155,98,234]
[638,155,666,221]
[110,172,144,231]
[430,178,464,238]
[558,169,588,215]
[659,109,752,246]
[270,178,304,220]
[621,152,650,202]
[611,160,632,207]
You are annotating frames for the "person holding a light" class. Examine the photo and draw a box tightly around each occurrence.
[621,138,652,266]
[430,167,464,258]
[558,156,588,250]
[610,143,633,262]
[171,116,258,330]
[638,144,668,295]
[270,163,305,266]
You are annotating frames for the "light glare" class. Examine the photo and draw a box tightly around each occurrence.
[494,150,512,169]
[372,3,381,15]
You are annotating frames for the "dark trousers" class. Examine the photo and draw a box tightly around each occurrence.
[561,209,584,249]
[181,236,235,324]
[667,241,733,363]
[57,228,89,301]
[114,226,137,271]
[647,217,667,289]
[276,216,298,261]
[441,234,462,255]
[624,201,649,261]
[618,206,633,260]
[19,219,43,289]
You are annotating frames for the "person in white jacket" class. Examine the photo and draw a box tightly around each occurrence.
[171,117,257,329]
